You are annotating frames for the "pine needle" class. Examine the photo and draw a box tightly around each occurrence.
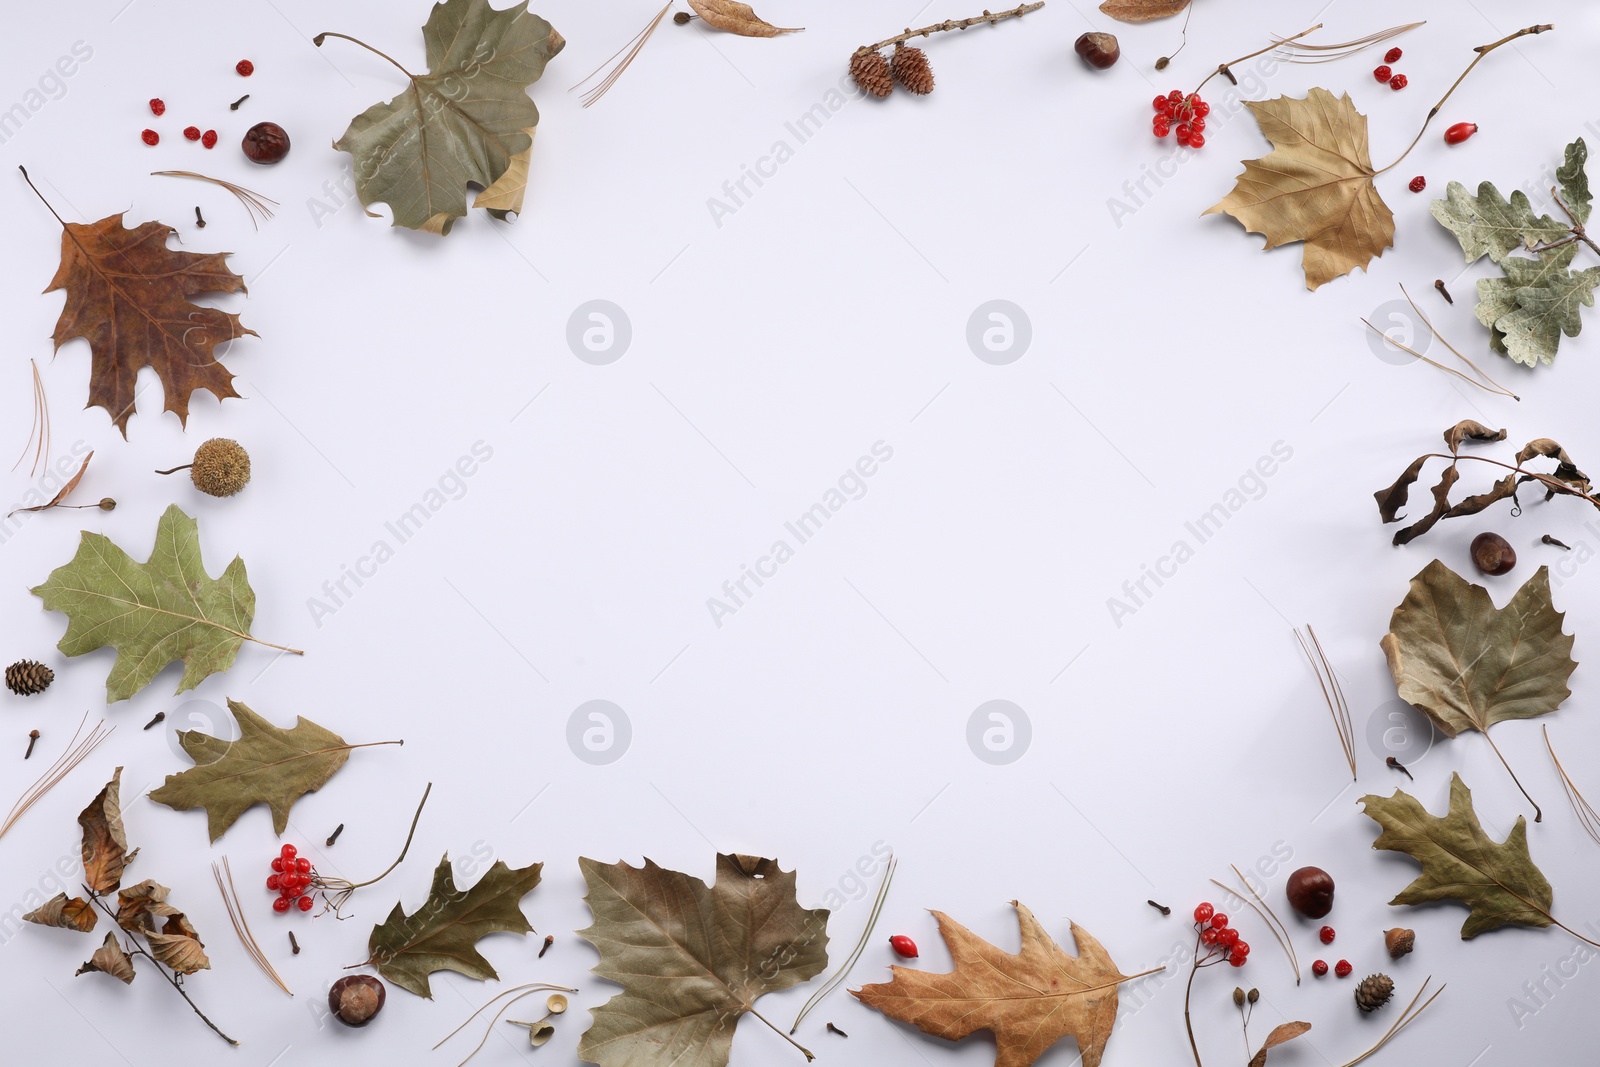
[791,854,896,1033]
[151,170,278,229]
[12,359,49,476]
[1210,865,1300,985]
[0,712,113,841]
[1274,21,1423,63]
[1545,726,1600,846]
[213,856,292,995]
[570,2,672,108]
[1295,625,1356,780]
[1338,976,1444,1066]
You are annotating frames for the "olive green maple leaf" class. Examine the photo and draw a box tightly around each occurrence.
[317,0,564,234]
[31,505,299,703]
[1476,244,1600,366]
[363,853,543,997]
[1360,773,1553,938]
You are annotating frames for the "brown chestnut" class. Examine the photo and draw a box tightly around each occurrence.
[1285,865,1334,919]
[1074,32,1121,70]
[242,121,291,165]
[328,974,385,1027]
[1471,532,1516,576]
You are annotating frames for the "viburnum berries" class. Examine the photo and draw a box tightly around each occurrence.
[266,843,318,915]
[1409,175,1427,193]
[1312,959,1330,977]
[236,59,255,76]
[1389,74,1408,91]
[1385,46,1403,64]
[1190,902,1250,968]
[183,125,201,141]
[1335,959,1353,978]
[201,129,218,149]
[140,129,159,146]
[1194,902,1214,923]
[1152,91,1210,149]
[149,98,165,116]
[1319,925,1336,944]
[1374,64,1392,82]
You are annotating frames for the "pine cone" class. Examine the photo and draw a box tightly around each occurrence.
[5,660,54,697]
[891,45,935,95]
[850,50,893,98]
[1355,973,1395,1013]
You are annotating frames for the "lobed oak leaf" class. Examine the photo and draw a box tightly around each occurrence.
[1429,180,1568,265]
[1476,244,1600,366]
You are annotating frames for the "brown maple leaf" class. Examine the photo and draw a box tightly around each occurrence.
[1205,88,1394,291]
[853,901,1155,1067]
[43,208,255,437]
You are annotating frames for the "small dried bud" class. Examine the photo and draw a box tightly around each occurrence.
[98,498,116,511]
[1155,56,1170,70]
[1232,986,1245,1007]
[1247,988,1259,1004]
[673,10,691,23]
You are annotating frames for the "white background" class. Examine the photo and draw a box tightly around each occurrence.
[2,1,1599,1065]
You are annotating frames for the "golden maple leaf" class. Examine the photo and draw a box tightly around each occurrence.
[853,901,1149,1067]
[1205,87,1394,290]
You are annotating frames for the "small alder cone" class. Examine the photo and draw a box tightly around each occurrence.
[192,438,251,497]
[1355,973,1395,1013]
[891,45,935,95]
[850,50,894,98]
[1384,927,1414,959]
[5,660,54,696]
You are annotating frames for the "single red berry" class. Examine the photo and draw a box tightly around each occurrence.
[1190,117,1206,132]
[1312,959,1329,977]
[1373,65,1392,82]
[1445,122,1478,145]
[1175,125,1192,146]
[1193,903,1215,923]
[1319,925,1336,944]
[266,874,281,890]
[1201,928,1220,945]
[1409,175,1427,193]
[270,857,285,873]
[280,884,297,898]
[1154,95,1170,111]
[296,857,312,874]
[1194,100,1210,118]
[1389,74,1408,91]
[1335,959,1353,978]
[1217,928,1239,948]
[183,126,201,141]
[1210,913,1229,930]
[281,844,297,861]
[1189,132,1206,149]
[297,895,315,912]
[1168,89,1183,102]
[1153,122,1170,138]
[236,59,255,77]
[1228,949,1247,967]
[140,129,159,146]
[272,896,292,913]
[201,129,218,149]
[149,98,166,117]
[1234,941,1249,955]
[1385,47,1403,64]
[889,935,918,959]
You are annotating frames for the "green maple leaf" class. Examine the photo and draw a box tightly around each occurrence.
[1430,180,1569,265]
[364,853,542,997]
[1476,243,1600,366]
[149,700,376,842]
[31,505,296,703]
[1557,137,1591,224]
[1360,773,1553,938]
[319,0,564,234]
[577,854,829,1067]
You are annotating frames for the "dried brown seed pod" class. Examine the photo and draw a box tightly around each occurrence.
[1470,531,1516,575]
[158,438,252,497]
[1074,31,1120,69]
[1285,866,1335,919]
[329,975,385,1027]
[1384,927,1414,959]
[850,50,893,98]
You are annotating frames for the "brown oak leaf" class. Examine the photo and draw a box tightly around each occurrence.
[45,213,255,437]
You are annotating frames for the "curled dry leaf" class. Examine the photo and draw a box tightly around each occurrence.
[689,0,801,36]
[1097,0,1189,21]
[1248,1021,1312,1067]
[115,880,209,975]
[76,932,136,983]
[79,764,130,895]
[24,893,98,933]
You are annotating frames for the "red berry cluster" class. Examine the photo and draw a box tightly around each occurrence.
[1193,901,1250,967]
[1374,48,1408,91]
[1152,90,1210,149]
[267,843,317,913]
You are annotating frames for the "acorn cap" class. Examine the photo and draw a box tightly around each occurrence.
[191,438,251,497]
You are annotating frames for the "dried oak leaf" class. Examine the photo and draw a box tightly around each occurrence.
[1249,1021,1312,1067]
[577,853,829,1067]
[1476,243,1600,367]
[1205,88,1392,290]
[365,852,543,997]
[322,0,564,235]
[149,699,365,842]
[80,765,130,895]
[1097,0,1189,21]
[1361,773,1553,938]
[30,505,274,703]
[853,902,1138,1067]
[689,0,802,36]
[45,213,253,437]
[24,892,98,933]
[115,880,209,974]
[76,932,136,983]
[1429,180,1569,266]
[1381,561,1576,741]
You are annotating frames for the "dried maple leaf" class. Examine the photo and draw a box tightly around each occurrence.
[318,0,564,234]
[363,853,543,997]
[80,764,130,895]
[1361,773,1554,937]
[149,699,391,842]
[24,893,98,932]
[76,932,136,983]
[1205,88,1393,290]
[689,0,801,36]
[854,901,1151,1067]
[577,853,829,1067]
[31,505,299,703]
[1098,0,1189,21]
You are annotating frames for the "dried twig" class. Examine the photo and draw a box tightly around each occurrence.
[1211,865,1299,985]
[1295,626,1355,780]
[316,783,431,916]
[85,891,238,1045]
[791,855,896,1033]
[570,2,672,108]
[1338,977,1444,1066]
[12,359,49,476]
[1,712,113,841]
[213,856,292,995]
[151,170,278,229]
[853,3,1045,56]
[1545,726,1600,847]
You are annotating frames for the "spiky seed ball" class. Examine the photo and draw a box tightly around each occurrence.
[891,46,935,95]
[6,660,54,696]
[850,50,893,98]
[191,438,251,497]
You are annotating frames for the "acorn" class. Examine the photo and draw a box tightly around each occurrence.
[1355,972,1395,1013]
[328,975,385,1027]
[1384,927,1415,960]
[157,438,251,497]
[1285,866,1335,919]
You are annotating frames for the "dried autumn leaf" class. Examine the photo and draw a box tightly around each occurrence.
[1557,138,1592,224]
[1429,181,1568,265]
[1248,1021,1312,1067]
[577,853,829,1067]
[31,505,298,703]
[364,853,543,997]
[1205,88,1393,290]
[853,902,1145,1067]
[115,880,209,974]
[1476,243,1600,366]
[320,0,564,234]
[24,893,98,933]
[80,766,129,895]
[149,699,382,842]
[1097,0,1189,21]
[474,126,536,220]
[689,0,801,36]
[44,213,253,437]
[1361,773,1554,937]
[76,932,135,983]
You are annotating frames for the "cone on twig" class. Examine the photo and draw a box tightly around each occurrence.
[891,45,935,94]
[850,50,894,98]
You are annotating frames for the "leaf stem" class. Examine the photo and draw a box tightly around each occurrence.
[749,1008,814,1061]
[313,31,416,79]
[853,2,1045,56]
[340,782,431,891]
[85,892,239,1045]
[1195,24,1321,96]
[1548,187,1600,257]
[17,165,69,227]
[1182,931,1206,1067]
[1406,453,1599,510]
[1377,24,1554,175]
[1480,731,1542,823]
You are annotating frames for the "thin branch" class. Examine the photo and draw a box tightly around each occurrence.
[1211,865,1301,985]
[85,892,239,1045]
[318,782,431,915]
[1196,24,1321,95]
[854,2,1045,56]
[433,982,577,1067]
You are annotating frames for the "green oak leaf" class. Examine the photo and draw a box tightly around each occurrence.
[1430,179,1569,265]
[149,700,368,842]
[1557,137,1591,224]
[321,0,564,235]
[365,853,542,997]
[1360,773,1553,938]
[30,504,291,703]
[1476,243,1600,366]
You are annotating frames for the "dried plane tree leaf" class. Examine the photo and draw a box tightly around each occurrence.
[854,902,1158,1067]
[80,764,130,895]
[689,0,801,36]
[1249,1021,1312,1067]
[578,853,829,1067]
[76,932,135,983]
[1098,0,1189,21]
[24,893,98,932]
[1205,88,1392,290]
[475,127,537,220]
